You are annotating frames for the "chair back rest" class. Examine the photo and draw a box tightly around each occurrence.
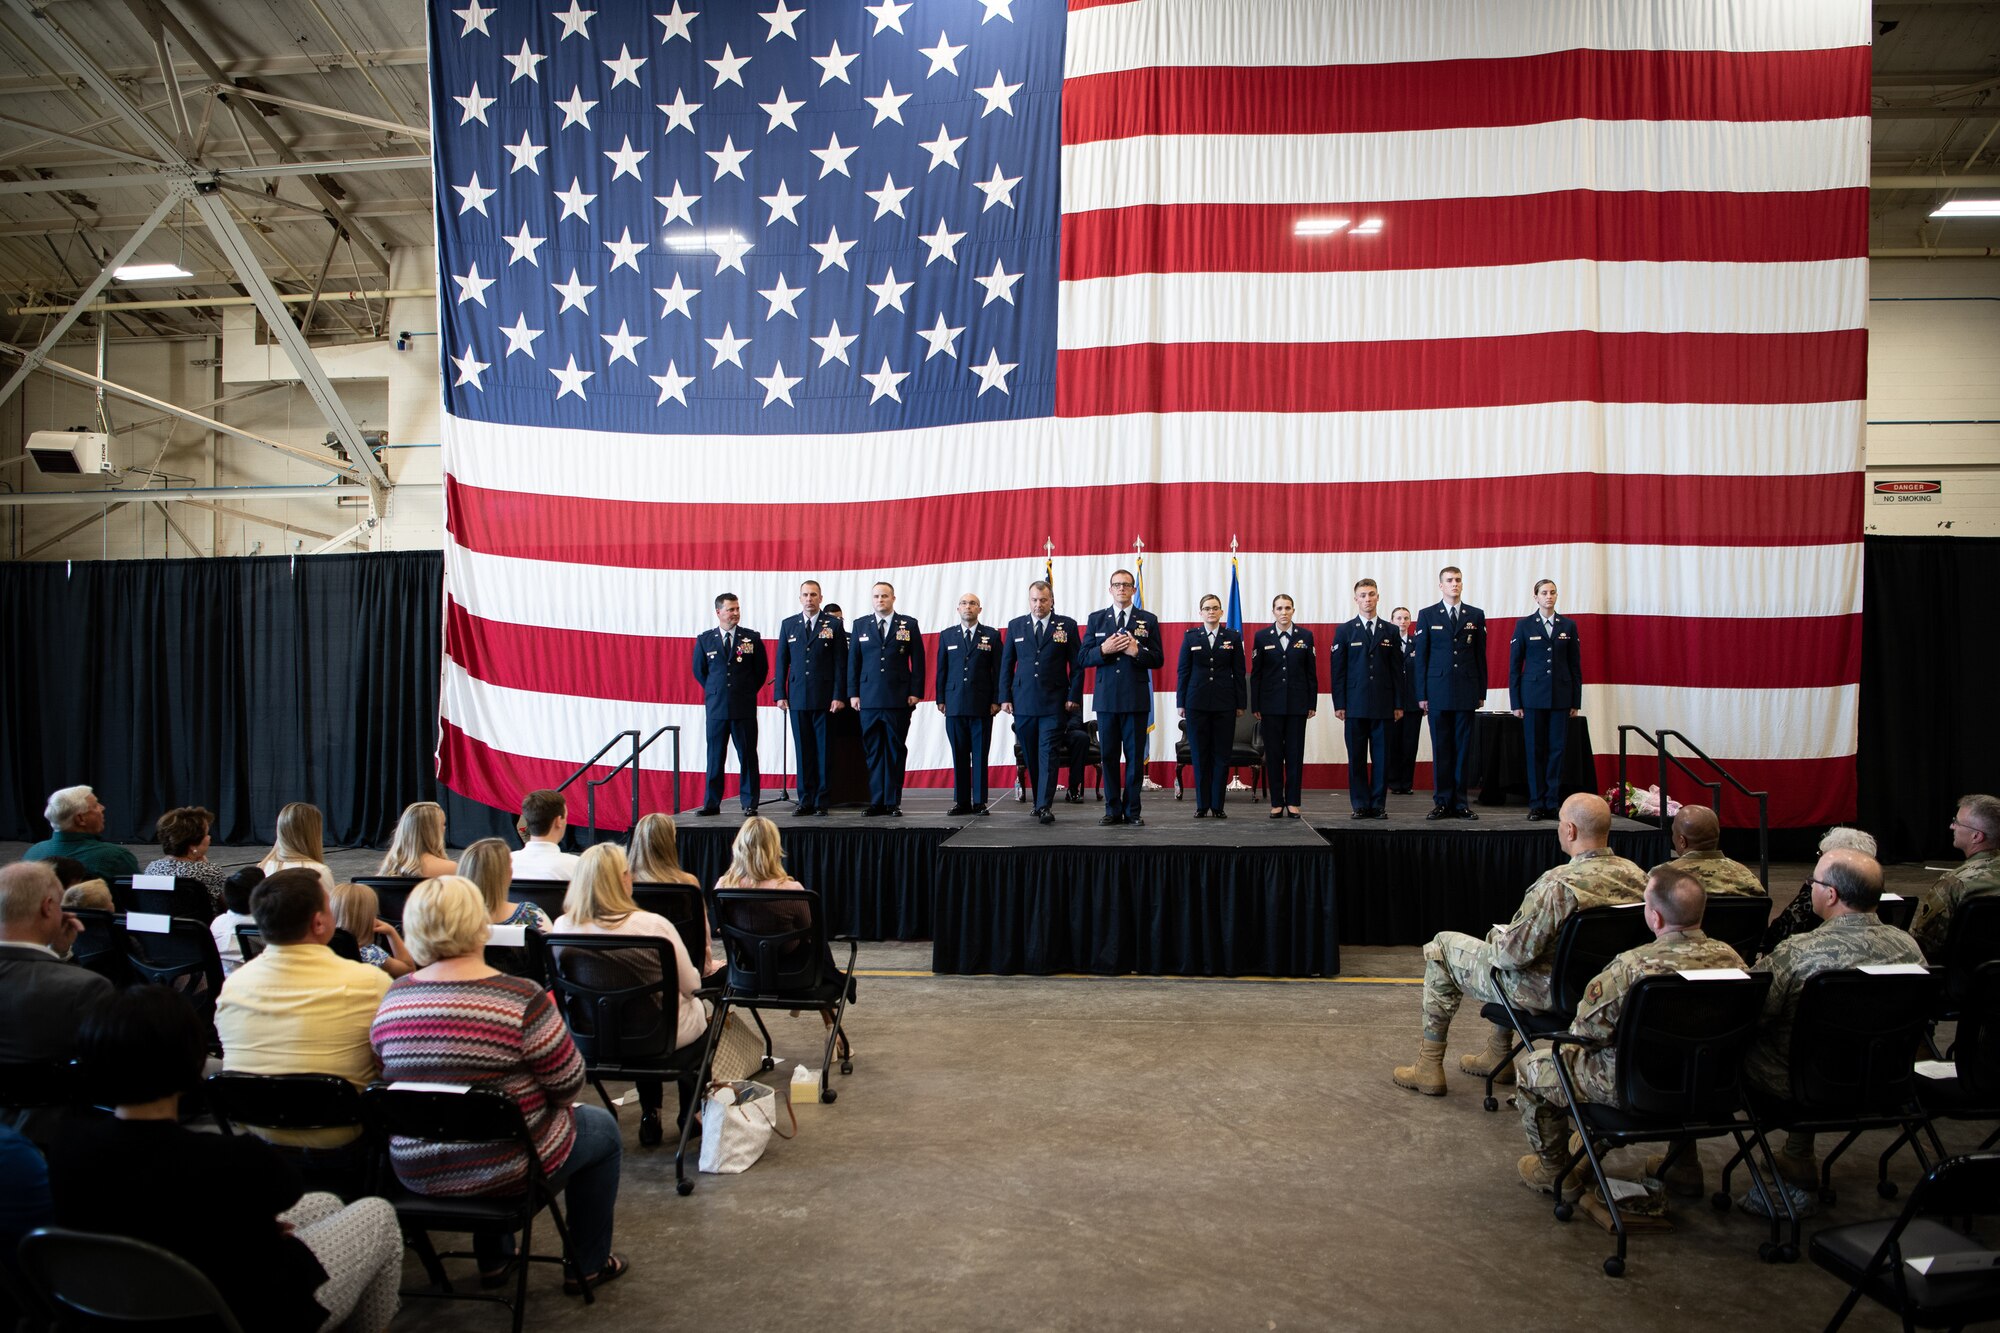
[120,915,224,997]
[354,876,420,927]
[206,1071,364,1134]
[633,882,707,953]
[714,887,831,996]
[1908,1151,2000,1219]
[509,878,573,921]
[1550,905,1654,1015]
[66,908,131,986]
[235,923,266,963]
[111,875,217,922]
[17,1227,243,1330]
[1942,894,2000,1007]
[1954,960,2000,1102]
[0,1059,84,1113]
[483,924,548,986]
[1788,968,1938,1114]
[1875,892,1917,933]
[1613,973,1771,1117]
[362,1083,536,1152]
[1234,712,1261,751]
[1697,896,1769,964]
[543,934,679,1065]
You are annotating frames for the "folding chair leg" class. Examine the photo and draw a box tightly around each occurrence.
[1559,1133,1630,1277]
[590,1078,619,1117]
[540,1198,594,1308]
[1742,1121,1800,1262]
[1481,1036,1525,1113]
[407,1229,451,1291]
[750,1008,776,1067]
[512,1212,533,1333]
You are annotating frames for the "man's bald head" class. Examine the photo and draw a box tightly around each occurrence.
[1815,847,1884,915]
[1672,805,1721,852]
[0,860,63,938]
[1559,793,1612,846]
[1645,865,1707,929]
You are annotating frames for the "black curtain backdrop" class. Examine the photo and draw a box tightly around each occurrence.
[1858,536,2000,864]
[1,538,1989,871]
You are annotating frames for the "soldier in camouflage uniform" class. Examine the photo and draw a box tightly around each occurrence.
[1744,847,1926,1184]
[1911,793,2000,962]
[1758,826,1878,959]
[1657,805,1766,899]
[1515,866,1745,1191]
[1392,793,1646,1095]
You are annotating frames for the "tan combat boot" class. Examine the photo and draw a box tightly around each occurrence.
[1458,1022,1517,1085]
[1644,1148,1707,1198]
[1392,1038,1448,1095]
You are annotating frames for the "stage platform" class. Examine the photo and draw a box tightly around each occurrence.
[675,790,1670,978]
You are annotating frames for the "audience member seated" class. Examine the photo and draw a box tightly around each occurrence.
[1760,826,1879,958]
[1512,867,1744,1194]
[214,869,391,1148]
[143,804,230,912]
[259,801,337,892]
[715,815,856,1006]
[42,856,92,891]
[512,789,580,881]
[371,876,629,1292]
[1744,848,1926,1188]
[49,986,402,1331]
[210,865,265,975]
[1912,792,2000,962]
[629,811,715,974]
[60,879,114,913]
[458,837,554,932]
[331,883,415,978]
[553,845,709,1145]
[376,799,459,879]
[24,785,138,881]
[1393,793,1647,1096]
[1655,805,1767,899]
[0,861,115,1142]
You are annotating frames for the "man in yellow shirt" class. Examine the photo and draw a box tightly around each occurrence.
[215,869,391,1147]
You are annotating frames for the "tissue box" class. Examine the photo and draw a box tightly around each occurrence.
[790,1065,819,1113]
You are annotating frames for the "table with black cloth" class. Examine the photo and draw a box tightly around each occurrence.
[1471,711,1598,807]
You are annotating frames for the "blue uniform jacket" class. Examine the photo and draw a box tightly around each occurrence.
[774,612,847,710]
[1508,613,1583,711]
[1079,606,1163,713]
[1412,602,1488,711]
[692,626,768,720]
[1250,625,1319,716]
[847,611,926,709]
[1330,617,1413,718]
[1400,633,1419,697]
[997,614,1084,716]
[935,623,1002,716]
[1175,626,1247,712]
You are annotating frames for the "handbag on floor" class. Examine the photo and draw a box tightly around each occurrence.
[708,1012,766,1084]
[699,1080,795,1174]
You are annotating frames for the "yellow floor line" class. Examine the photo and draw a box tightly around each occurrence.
[852,968,1422,985]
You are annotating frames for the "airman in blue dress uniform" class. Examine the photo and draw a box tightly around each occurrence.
[1330,578,1411,819]
[936,592,1003,815]
[1078,569,1163,826]
[1176,593,1246,818]
[846,581,925,816]
[1413,565,1488,820]
[998,579,1084,825]
[692,592,768,815]
[1508,579,1583,821]
[775,579,848,817]
[1250,594,1318,819]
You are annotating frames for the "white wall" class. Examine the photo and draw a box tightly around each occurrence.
[1866,259,2000,537]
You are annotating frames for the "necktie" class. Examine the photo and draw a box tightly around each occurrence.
[1036,619,1045,646]
[805,617,814,638]
[1449,606,1458,625]
[726,631,735,656]
[1544,618,1554,634]
[1208,630,1216,650]
[1117,610,1127,634]
[1366,620,1375,637]
[1280,631,1290,651]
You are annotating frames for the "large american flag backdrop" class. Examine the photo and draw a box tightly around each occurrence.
[432,0,1868,830]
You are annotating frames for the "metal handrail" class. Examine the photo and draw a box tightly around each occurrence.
[1617,724,1771,890]
[557,726,684,844]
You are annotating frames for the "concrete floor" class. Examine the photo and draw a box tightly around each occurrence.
[9,842,1984,1331]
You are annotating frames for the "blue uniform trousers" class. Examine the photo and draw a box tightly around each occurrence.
[859,706,912,808]
[1098,711,1147,819]
[1187,709,1234,812]
[1012,713,1063,811]
[944,715,992,807]
[705,713,759,811]
[1428,707,1474,810]
[1344,715,1391,811]
[789,707,830,811]
[1263,713,1308,807]
[1522,708,1566,811]
[1388,711,1422,791]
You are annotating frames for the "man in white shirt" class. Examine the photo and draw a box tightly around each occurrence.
[511,789,580,880]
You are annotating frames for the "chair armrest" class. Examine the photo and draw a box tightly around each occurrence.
[1542,1030,1601,1051]
[832,934,860,944]
[693,985,725,1002]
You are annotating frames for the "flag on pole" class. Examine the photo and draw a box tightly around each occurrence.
[1226,555,1244,635]
[1135,544,1154,743]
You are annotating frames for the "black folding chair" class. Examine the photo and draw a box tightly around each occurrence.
[633,882,710,962]
[206,1071,373,1201]
[120,915,225,1048]
[1810,1152,2000,1332]
[509,879,573,922]
[362,1083,596,1333]
[544,934,721,1197]
[1701,894,1773,965]
[17,1226,245,1331]
[66,907,132,987]
[1722,968,1940,1254]
[0,1059,93,1140]
[489,925,548,986]
[1879,959,2000,1189]
[1875,892,1918,934]
[1479,904,1654,1111]
[111,874,219,921]
[355,876,421,927]
[1542,971,1780,1276]
[1172,715,1266,800]
[235,923,266,963]
[713,887,857,1105]
[1931,896,2000,1049]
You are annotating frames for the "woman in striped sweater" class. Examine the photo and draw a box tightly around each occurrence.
[370,875,628,1293]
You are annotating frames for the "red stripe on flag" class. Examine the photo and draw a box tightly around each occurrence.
[446,472,1861,571]
[1062,48,1871,144]
[1060,191,1871,278]
[446,600,1859,706]
[1055,330,1867,416]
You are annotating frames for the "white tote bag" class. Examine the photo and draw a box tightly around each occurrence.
[698,1080,795,1174]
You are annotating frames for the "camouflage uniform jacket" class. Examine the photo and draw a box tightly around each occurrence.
[1485,846,1648,1011]
[1744,911,1928,1096]
[1911,850,2000,960]
[1555,928,1747,1107]
[1660,848,1767,898]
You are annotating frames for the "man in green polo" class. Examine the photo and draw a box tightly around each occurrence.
[23,785,138,881]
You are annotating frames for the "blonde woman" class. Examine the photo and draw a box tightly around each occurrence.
[457,837,553,932]
[258,802,335,893]
[377,802,457,879]
[628,813,714,974]
[552,844,708,1147]
[714,816,854,1008]
[331,882,416,978]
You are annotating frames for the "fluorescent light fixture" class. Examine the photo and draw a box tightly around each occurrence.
[1293,218,1349,237]
[662,229,746,252]
[1350,219,1384,236]
[112,262,192,282]
[1929,199,2000,218]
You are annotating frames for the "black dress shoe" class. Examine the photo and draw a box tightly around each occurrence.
[638,1108,663,1147]
[888,806,903,816]
[1037,809,1054,825]
[1350,809,1370,820]
[1456,807,1479,821]
[974,804,990,816]
[1425,807,1451,821]
[1214,809,1228,820]
[1127,816,1145,827]
[812,807,830,816]
[791,804,814,816]
[947,803,972,816]
[1066,789,1083,804]
[1390,787,1413,796]
[1369,808,1389,820]
[1525,807,1546,821]
[1194,809,1210,818]
[1286,811,1301,820]
[1269,810,1285,819]
[1101,813,1124,826]
[863,804,885,817]
[696,806,721,817]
